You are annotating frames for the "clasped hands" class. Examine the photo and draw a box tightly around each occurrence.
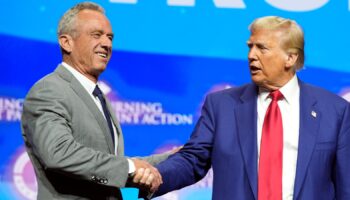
[130,146,182,192]
[131,158,162,193]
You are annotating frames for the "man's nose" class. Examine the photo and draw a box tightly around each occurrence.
[248,47,256,61]
[101,35,112,48]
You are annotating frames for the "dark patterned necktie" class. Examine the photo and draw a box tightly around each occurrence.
[93,85,115,144]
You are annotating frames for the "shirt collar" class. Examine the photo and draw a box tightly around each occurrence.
[61,62,97,95]
[279,74,299,104]
[258,74,299,104]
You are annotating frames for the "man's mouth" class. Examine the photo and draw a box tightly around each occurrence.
[250,65,261,73]
[96,52,108,58]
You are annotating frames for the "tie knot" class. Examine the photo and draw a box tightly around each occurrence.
[270,90,283,101]
[92,85,103,97]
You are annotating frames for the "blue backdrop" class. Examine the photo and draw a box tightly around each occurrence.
[1,1,350,199]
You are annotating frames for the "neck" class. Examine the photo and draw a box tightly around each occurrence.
[263,72,295,91]
[63,57,98,83]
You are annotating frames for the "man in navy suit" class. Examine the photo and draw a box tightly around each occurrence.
[154,16,350,199]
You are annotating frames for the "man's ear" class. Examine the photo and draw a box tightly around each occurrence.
[58,34,74,53]
[285,52,298,69]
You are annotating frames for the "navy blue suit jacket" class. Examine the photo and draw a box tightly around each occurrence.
[155,81,350,200]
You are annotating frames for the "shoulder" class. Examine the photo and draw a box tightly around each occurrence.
[202,83,255,111]
[24,70,71,106]
[300,82,350,119]
[301,82,348,106]
[28,71,68,94]
[206,83,254,101]
[22,70,74,120]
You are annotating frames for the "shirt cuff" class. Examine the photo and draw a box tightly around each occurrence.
[127,158,136,174]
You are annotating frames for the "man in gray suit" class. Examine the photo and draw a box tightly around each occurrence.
[21,2,166,199]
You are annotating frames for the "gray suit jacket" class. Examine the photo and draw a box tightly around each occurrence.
[21,65,168,200]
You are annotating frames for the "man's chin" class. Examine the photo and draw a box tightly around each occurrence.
[95,63,107,71]
[251,76,263,85]
[92,67,106,77]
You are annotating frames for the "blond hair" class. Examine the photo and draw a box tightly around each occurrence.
[249,16,305,70]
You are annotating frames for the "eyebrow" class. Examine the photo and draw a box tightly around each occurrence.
[247,41,266,46]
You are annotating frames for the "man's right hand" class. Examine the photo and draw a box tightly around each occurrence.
[131,158,163,192]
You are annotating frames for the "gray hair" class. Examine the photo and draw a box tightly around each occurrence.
[249,16,305,70]
[57,2,105,38]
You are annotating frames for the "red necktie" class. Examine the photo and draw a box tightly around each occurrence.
[258,90,284,200]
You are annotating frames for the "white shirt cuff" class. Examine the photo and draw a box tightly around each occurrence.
[127,159,136,174]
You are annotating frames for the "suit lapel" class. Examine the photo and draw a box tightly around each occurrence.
[293,82,321,199]
[234,84,259,200]
[54,65,115,154]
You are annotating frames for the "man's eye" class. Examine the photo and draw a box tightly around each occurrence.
[92,33,101,38]
[257,44,267,50]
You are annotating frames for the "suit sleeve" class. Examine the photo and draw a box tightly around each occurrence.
[335,102,350,199]
[138,152,172,166]
[21,80,130,188]
[154,94,216,197]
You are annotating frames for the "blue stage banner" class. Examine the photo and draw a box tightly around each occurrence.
[1,1,350,199]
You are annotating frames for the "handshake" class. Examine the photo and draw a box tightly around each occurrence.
[130,158,163,193]
[129,146,181,193]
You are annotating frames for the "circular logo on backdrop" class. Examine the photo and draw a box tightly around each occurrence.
[195,83,235,118]
[11,148,37,200]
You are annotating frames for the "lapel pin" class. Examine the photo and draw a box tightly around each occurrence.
[311,111,317,118]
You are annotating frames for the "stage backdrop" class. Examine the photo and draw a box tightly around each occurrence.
[1,1,350,199]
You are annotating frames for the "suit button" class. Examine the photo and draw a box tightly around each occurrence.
[104,179,108,184]
[91,176,96,181]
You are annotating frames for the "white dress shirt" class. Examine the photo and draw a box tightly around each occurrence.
[257,75,300,200]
